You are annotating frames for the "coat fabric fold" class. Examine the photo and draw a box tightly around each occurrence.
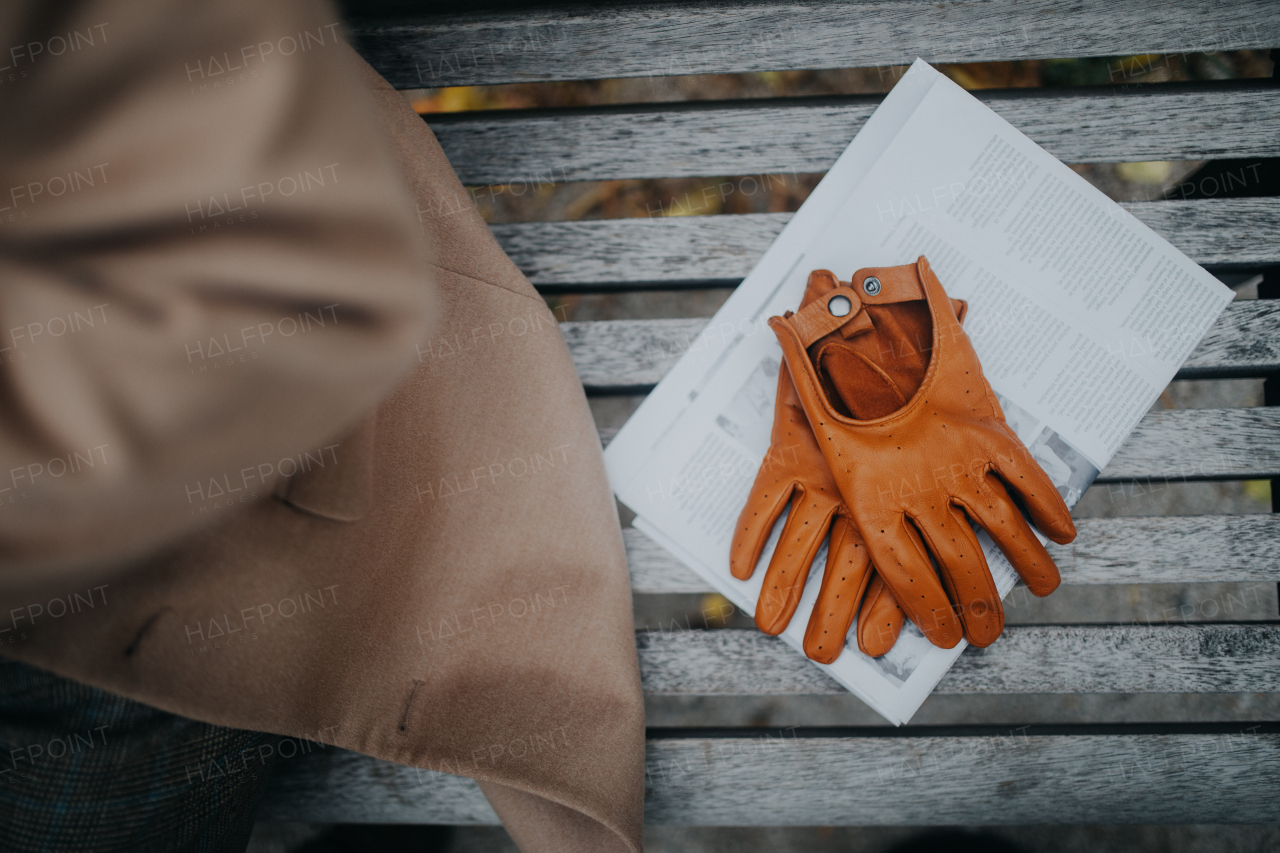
[0,3,644,850]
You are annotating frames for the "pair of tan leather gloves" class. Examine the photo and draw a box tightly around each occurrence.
[731,257,1077,662]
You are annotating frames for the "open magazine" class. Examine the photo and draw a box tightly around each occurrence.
[603,59,1234,725]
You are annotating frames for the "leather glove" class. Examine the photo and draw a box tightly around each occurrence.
[768,257,1076,650]
[855,574,906,657]
[730,269,962,663]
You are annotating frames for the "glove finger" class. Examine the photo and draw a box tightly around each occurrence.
[730,468,798,581]
[912,505,1004,648]
[992,440,1077,545]
[959,472,1061,597]
[857,512,963,649]
[802,515,872,663]
[856,574,905,657]
[756,490,839,635]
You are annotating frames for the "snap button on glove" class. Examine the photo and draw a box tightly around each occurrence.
[731,270,962,663]
[769,257,1076,650]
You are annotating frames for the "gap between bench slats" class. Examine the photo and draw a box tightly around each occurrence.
[351,0,1280,88]
[497,200,1280,289]
[431,84,1280,184]
[636,625,1280,695]
[259,731,1280,824]
[624,515,1280,593]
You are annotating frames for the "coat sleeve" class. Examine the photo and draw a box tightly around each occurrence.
[0,0,438,581]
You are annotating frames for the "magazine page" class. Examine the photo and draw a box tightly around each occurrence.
[604,60,1234,725]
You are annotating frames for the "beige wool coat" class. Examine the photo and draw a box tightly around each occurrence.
[0,2,644,851]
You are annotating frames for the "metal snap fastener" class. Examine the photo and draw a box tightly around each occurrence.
[828,295,852,317]
[862,276,882,296]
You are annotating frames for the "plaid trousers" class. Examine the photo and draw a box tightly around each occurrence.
[0,658,281,853]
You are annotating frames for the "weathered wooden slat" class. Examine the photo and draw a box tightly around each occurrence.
[494,214,783,290]
[1050,514,1280,583]
[500,201,1280,289]
[1102,407,1280,481]
[564,318,703,390]
[1129,199,1280,276]
[562,302,1280,392]
[1178,299,1280,378]
[624,514,1280,593]
[577,323,1280,476]
[636,625,1280,695]
[351,1,1280,88]
[260,746,495,824]
[597,408,1280,480]
[260,730,1280,824]
[643,731,1280,824]
[433,84,1280,184]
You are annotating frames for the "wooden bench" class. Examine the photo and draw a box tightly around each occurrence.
[262,1,1280,828]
